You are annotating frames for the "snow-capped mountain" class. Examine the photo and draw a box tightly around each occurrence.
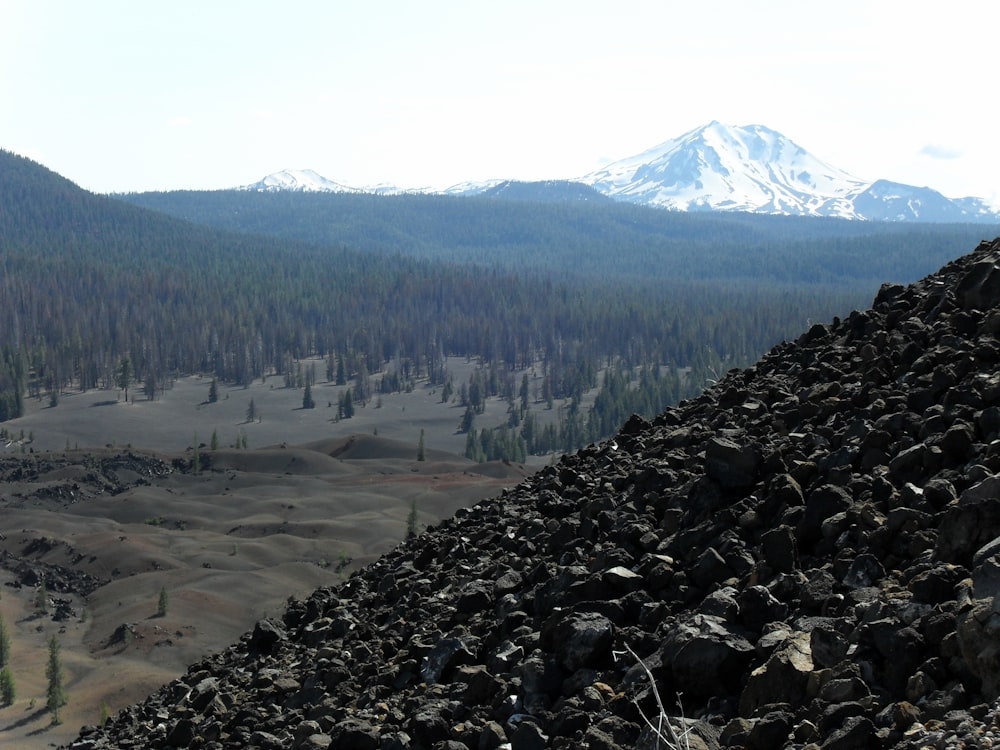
[438,179,506,196]
[851,180,999,222]
[239,169,412,195]
[455,180,611,203]
[237,125,999,222]
[580,121,866,217]
[579,122,997,222]
[239,169,361,193]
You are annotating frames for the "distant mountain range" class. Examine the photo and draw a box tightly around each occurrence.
[240,122,999,223]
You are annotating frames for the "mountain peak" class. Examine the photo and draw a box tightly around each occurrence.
[581,122,870,217]
[579,122,999,222]
[238,169,361,194]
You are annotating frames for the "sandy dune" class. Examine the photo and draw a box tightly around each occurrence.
[0,436,532,749]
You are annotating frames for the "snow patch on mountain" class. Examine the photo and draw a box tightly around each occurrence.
[239,169,417,195]
[239,169,361,193]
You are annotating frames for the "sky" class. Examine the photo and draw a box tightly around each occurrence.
[1,1,997,204]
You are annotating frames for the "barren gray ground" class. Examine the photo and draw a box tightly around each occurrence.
[0,359,568,749]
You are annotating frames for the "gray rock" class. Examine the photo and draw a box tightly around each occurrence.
[739,631,813,715]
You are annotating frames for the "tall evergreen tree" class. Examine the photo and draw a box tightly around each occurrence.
[0,665,14,706]
[46,636,66,723]
[157,586,169,617]
[0,614,10,668]
[117,356,132,402]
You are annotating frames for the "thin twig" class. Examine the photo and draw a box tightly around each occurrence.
[624,644,691,750]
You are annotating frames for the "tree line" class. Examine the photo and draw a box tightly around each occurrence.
[4,149,994,454]
[119,187,997,284]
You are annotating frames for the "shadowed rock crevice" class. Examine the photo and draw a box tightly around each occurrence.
[66,238,1000,749]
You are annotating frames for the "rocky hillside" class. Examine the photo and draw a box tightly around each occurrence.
[68,238,1000,749]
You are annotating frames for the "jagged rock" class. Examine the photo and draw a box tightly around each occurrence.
[477,720,507,750]
[421,634,479,683]
[737,584,789,632]
[661,614,755,697]
[937,477,1000,565]
[705,436,760,489]
[510,720,548,750]
[842,553,886,589]
[798,484,853,544]
[739,631,813,714]
[956,599,1000,699]
[821,715,876,749]
[549,611,614,672]
[603,565,643,592]
[761,525,800,573]
[165,717,196,747]
[810,627,849,669]
[748,709,794,750]
[248,618,287,656]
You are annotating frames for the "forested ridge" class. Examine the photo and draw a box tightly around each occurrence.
[2,149,994,453]
[119,187,997,284]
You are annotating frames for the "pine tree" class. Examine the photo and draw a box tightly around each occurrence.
[208,378,219,403]
[117,356,132,402]
[157,586,169,617]
[210,429,219,451]
[0,666,14,706]
[0,614,10,667]
[459,405,475,434]
[302,381,315,409]
[417,429,425,461]
[246,398,257,423]
[46,636,66,723]
[339,389,354,419]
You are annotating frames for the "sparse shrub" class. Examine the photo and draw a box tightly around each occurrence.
[406,499,419,540]
[36,578,48,614]
[335,550,351,574]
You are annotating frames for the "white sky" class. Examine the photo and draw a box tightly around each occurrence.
[1,0,997,203]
